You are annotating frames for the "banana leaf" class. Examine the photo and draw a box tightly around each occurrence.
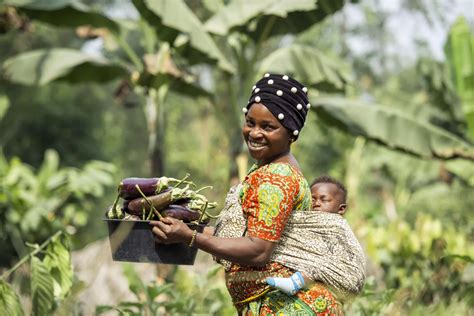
[132,0,234,73]
[259,45,351,92]
[444,16,474,140]
[205,0,344,39]
[313,97,474,160]
[2,48,128,85]
[3,0,120,33]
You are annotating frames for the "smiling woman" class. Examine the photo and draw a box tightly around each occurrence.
[151,73,342,315]
[243,103,292,166]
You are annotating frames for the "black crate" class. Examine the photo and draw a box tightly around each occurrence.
[104,218,205,265]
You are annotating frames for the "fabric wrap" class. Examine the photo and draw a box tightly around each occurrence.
[213,184,366,302]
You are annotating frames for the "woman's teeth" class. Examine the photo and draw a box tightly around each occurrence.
[249,141,266,148]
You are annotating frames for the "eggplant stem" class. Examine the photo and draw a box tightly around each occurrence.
[204,211,221,219]
[197,201,208,224]
[195,186,212,194]
[110,183,123,218]
[135,184,162,220]
[170,173,195,188]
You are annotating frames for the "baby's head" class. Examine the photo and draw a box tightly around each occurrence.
[310,176,347,215]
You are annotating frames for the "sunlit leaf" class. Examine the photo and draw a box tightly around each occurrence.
[43,234,73,299]
[132,0,234,73]
[31,256,54,316]
[445,16,474,140]
[0,95,9,121]
[205,0,343,39]
[259,45,351,91]
[4,0,120,33]
[0,280,25,316]
[313,97,474,160]
[2,48,128,86]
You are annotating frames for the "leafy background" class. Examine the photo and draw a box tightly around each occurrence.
[0,0,473,315]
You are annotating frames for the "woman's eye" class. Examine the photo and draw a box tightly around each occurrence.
[245,120,254,127]
[264,125,275,131]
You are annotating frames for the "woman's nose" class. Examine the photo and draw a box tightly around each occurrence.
[249,127,262,138]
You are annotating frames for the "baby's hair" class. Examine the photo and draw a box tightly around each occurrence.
[311,175,347,203]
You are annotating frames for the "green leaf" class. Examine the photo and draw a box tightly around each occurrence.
[2,48,128,86]
[43,234,73,299]
[259,45,351,91]
[205,0,343,38]
[122,263,145,298]
[312,97,474,160]
[31,256,54,316]
[0,95,9,121]
[4,0,120,33]
[53,280,87,316]
[202,0,225,13]
[444,16,474,140]
[0,280,25,316]
[133,0,234,73]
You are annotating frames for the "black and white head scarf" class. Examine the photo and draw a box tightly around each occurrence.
[243,73,310,140]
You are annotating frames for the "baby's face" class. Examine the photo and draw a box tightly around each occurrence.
[311,183,345,215]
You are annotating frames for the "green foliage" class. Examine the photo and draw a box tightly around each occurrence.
[96,264,234,315]
[0,149,115,265]
[134,0,234,73]
[3,48,128,85]
[259,45,351,92]
[31,256,54,315]
[313,96,474,160]
[444,16,474,140]
[0,231,74,316]
[4,0,121,33]
[0,94,9,120]
[0,279,24,316]
[346,214,474,314]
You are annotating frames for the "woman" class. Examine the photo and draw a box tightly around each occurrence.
[151,73,341,315]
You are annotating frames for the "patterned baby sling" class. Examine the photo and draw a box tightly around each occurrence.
[213,184,366,302]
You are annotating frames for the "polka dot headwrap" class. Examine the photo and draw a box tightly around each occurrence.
[243,73,310,140]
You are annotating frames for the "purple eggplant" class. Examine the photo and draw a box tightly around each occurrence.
[118,174,193,199]
[127,189,173,216]
[119,177,163,199]
[162,204,200,222]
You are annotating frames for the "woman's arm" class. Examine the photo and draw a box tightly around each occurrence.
[150,217,276,266]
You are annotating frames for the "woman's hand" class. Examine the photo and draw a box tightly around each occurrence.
[150,217,194,244]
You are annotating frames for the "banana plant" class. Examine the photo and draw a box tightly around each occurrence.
[200,0,349,182]
[312,96,474,161]
[1,0,232,176]
[444,16,474,140]
[2,0,350,182]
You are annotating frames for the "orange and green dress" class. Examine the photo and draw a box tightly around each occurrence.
[215,162,342,315]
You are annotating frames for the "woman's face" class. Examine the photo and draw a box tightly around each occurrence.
[242,103,292,165]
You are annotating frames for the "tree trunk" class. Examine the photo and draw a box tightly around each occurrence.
[144,85,168,177]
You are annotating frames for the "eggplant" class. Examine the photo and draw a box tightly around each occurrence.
[127,190,174,216]
[162,204,200,222]
[118,175,193,199]
[119,177,164,199]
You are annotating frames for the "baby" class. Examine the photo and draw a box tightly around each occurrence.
[266,176,365,299]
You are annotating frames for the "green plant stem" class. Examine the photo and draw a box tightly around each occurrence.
[1,231,63,280]
[197,201,208,224]
[135,184,162,219]
[114,33,144,72]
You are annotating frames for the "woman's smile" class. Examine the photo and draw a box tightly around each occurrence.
[247,140,268,149]
[242,103,292,165]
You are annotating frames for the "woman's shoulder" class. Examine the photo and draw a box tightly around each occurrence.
[256,162,302,178]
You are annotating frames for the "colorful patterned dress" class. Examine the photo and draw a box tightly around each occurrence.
[218,163,342,315]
